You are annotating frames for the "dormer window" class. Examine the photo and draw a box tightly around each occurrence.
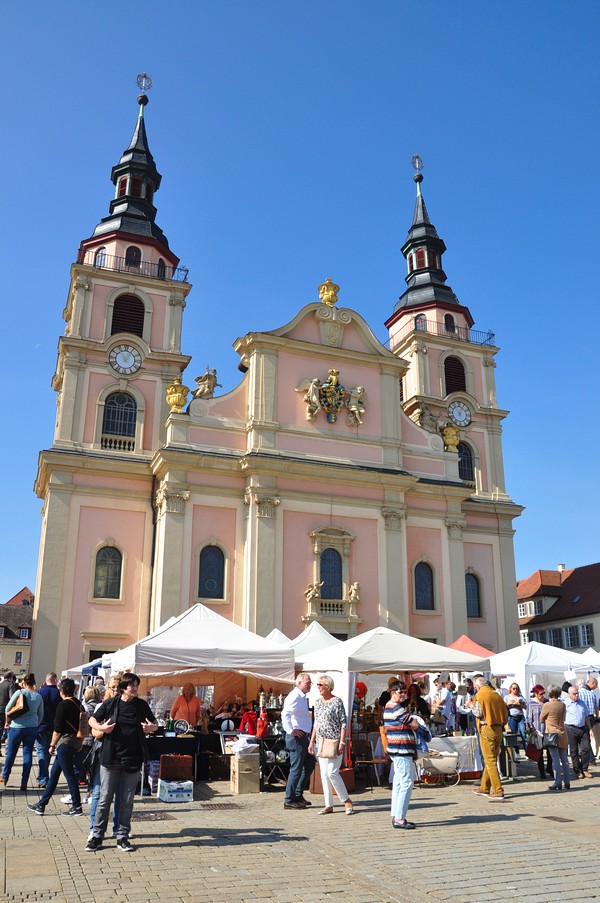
[131,177,143,198]
[117,177,128,198]
[415,248,426,269]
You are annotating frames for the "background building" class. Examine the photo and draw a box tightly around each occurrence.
[0,587,34,674]
[517,563,599,651]
[30,96,522,676]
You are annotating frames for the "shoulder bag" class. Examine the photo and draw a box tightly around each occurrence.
[6,691,29,721]
[317,737,339,758]
[542,731,558,748]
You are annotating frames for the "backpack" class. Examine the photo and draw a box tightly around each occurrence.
[65,700,89,751]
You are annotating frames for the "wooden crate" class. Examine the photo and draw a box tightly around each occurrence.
[159,754,193,782]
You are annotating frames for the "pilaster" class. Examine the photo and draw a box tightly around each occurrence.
[444,515,468,641]
[150,482,190,629]
[242,482,280,634]
[381,505,407,631]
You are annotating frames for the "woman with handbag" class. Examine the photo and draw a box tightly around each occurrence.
[540,684,570,791]
[505,683,528,755]
[1,673,43,789]
[27,678,84,816]
[308,674,354,816]
[527,685,553,780]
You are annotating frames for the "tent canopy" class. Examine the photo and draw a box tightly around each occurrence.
[488,641,591,693]
[449,634,494,658]
[290,621,341,668]
[108,604,295,683]
[301,626,490,674]
[264,628,291,645]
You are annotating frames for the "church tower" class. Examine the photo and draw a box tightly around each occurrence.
[385,158,509,502]
[31,80,192,676]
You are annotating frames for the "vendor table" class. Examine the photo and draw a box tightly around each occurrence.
[428,735,482,772]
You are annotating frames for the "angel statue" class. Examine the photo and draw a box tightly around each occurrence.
[304,581,324,603]
[346,386,367,425]
[295,377,322,421]
[194,367,222,399]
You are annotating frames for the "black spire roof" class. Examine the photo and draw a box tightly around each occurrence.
[90,93,170,249]
[394,171,459,312]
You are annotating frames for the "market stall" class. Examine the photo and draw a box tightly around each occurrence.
[488,641,591,694]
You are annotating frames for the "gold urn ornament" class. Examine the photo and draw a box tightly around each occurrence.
[318,277,340,307]
[166,375,189,413]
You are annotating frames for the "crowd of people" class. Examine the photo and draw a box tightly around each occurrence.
[0,667,597,845]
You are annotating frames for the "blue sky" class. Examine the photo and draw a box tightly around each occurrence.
[1,2,599,604]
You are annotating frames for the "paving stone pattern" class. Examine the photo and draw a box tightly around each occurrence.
[0,755,598,903]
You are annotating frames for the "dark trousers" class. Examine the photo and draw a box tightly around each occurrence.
[39,742,82,809]
[565,724,590,774]
[284,733,315,803]
[536,747,553,778]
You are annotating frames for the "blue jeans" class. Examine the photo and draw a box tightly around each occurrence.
[39,742,82,809]
[2,726,38,785]
[507,714,527,752]
[391,755,415,822]
[284,733,314,803]
[89,758,120,833]
[549,746,571,788]
[92,765,139,841]
[35,729,52,786]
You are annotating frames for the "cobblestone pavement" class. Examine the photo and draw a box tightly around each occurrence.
[0,755,598,903]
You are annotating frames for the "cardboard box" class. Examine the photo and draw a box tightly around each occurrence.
[230,754,260,793]
[157,779,193,803]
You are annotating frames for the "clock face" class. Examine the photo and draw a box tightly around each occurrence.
[448,400,472,426]
[109,344,142,375]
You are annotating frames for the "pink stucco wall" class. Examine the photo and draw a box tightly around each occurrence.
[188,427,247,451]
[190,505,237,620]
[464,541,499,651]
[69,506,148,663]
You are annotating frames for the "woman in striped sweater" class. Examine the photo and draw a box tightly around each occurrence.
[383,681,419,829]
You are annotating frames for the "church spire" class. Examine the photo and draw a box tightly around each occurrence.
[393,156,458,312]
[90,74,170,249]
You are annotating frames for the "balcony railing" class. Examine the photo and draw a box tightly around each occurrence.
[78,251,189,283]
[391,318,495,348]
[101,434,135,452]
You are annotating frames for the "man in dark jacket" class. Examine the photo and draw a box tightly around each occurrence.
[35,672,60,788]
[86,673,156,852]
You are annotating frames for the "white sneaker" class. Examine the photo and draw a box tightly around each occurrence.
[87,831,94,842]
[60,795,72,804]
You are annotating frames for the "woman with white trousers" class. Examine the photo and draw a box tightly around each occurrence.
[308,674,354,815]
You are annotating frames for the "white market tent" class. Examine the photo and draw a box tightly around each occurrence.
[488,641,592,694]
[301,626,490,675]
[108,603,295,686]
[290,621,342,669]
[581,647,600,670]
[264,627,291,645]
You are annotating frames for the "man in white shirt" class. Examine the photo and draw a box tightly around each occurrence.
[281,672,314,810]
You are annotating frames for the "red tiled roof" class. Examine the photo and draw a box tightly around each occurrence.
[517,562,600,624]
[3,586,34,606]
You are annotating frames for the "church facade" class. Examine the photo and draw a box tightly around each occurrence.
[30,95,522,676]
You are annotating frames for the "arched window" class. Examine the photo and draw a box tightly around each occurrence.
[458,442,474,483]
[130,177,143,197]
[94,547,122,599]
[157,258,166,280]
[117,177,128,198]
[428,249,438,268]
[102,392,136,438]
[111,294,145,337]
[466,573,481,618]
[408,254,414,273]
[125,246,141,268]
[415,313,427,332]
[199,546,224,599]
[94,247,107,268]
[444,313,455,333]
[414,562,434,610]
[320,548,342,600]
[146,182,154,202]
[444,356,466,394]
[415,248,426,269]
